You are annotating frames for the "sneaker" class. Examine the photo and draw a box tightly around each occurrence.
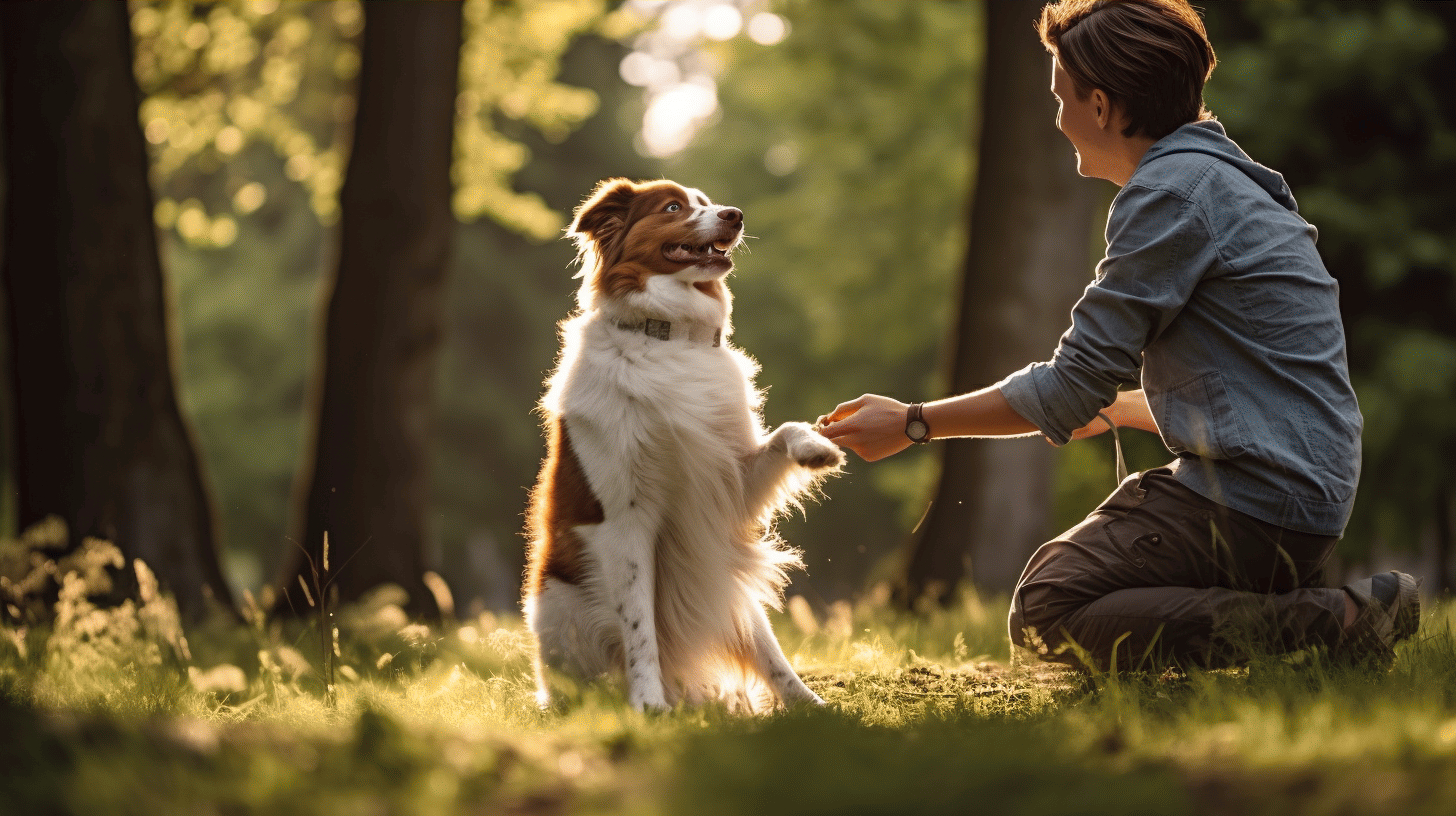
[1339,571,1421,665]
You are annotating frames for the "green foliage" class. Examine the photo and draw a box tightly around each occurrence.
[454,0,606,238]
[133,1,358,239]
[133,0,605,238]
[0,520,194,714]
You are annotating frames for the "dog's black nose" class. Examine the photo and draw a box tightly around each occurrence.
[718,207,743,224]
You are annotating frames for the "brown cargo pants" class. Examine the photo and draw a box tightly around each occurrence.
[1008,467,1346,672]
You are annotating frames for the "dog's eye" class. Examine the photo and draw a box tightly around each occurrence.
[665,203,681,212]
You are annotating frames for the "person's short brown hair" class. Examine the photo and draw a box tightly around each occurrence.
[1038,0,1216,140]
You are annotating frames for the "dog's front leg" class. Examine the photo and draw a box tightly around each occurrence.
[592,514,669,712]
[746,605,825,707]
[743,421,844,512]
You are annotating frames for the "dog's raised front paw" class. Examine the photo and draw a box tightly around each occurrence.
[783,423,845,471]
[794,444,844,471]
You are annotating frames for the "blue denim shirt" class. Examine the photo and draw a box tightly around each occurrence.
[999,120,1362,537]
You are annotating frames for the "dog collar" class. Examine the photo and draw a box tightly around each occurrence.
[611,317,722,347]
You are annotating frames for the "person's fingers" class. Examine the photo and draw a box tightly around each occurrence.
[818,395,870,426]
[815,394,914,461]
[825,429,870,458]
[1067,415,1112,441]
[818,416,857,441]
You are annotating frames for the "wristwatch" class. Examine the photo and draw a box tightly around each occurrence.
[905,402,930,444]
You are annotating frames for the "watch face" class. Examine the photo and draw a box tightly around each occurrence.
[906,419,929,441]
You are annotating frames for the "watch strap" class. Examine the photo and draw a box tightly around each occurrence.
[906,402,930,443]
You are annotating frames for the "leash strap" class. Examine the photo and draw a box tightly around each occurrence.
[1098,412,1128,483]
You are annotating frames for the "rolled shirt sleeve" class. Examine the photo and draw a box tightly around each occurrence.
[998,185,1219,445]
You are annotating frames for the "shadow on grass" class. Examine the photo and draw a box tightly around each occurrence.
[668,706,1194,816]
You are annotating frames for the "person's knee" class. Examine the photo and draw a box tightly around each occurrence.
[1008,581,1067,655]
[1007,539,1104,659]
[1007,592,1030,648]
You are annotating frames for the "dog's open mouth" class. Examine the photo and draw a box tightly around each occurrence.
[663,239,734,266]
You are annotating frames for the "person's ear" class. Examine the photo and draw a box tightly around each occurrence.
[1092,89,1112,129]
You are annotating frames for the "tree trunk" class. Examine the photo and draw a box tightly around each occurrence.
[903,0,1102,606]
[1435,484,1454,596]
[0,1,234,618]
[286,1,462,617]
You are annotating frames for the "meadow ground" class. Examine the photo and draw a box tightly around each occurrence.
[2,542,1454,816]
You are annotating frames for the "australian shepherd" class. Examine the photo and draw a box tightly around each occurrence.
[523,178,842,712]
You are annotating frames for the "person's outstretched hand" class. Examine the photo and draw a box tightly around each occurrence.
[815,394,913,462]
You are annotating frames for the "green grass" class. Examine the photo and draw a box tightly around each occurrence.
[2,550,1455,815]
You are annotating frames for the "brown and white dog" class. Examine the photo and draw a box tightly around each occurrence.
[523,178,842,712]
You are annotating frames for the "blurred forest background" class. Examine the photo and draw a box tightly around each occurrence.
[1,0,1452,621]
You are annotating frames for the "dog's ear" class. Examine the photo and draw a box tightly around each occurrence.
[569,178,638,269]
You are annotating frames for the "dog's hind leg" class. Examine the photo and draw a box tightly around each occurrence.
[525,576,612,710]
[744,605,825,707]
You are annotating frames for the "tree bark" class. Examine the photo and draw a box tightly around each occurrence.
[1435,484,1454,596]
[903,0,1103,605]
[286,1,462,617]
[0,1,234,618]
